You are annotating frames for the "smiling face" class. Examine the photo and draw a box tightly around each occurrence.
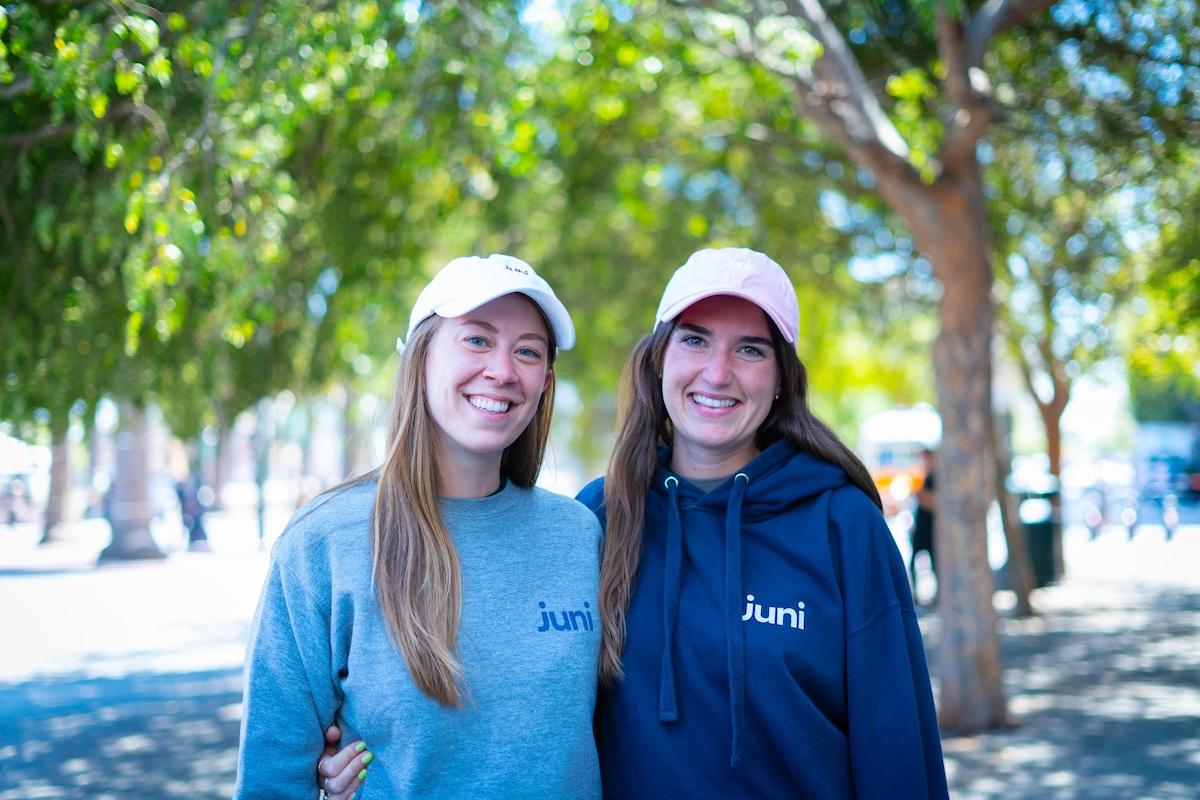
[661,295,781,478]
[423,293,552,480]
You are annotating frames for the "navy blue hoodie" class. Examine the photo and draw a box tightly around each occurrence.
[577,440,948,799]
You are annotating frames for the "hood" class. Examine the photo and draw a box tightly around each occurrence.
[650,439,849,515]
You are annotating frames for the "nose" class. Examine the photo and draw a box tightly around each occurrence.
[700,350,733,387]
[483,349,518,383]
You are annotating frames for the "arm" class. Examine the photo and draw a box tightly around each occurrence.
[917,472,936,512]
[833,490,948,799]
[846,606,948,798]
[235,541,341,799]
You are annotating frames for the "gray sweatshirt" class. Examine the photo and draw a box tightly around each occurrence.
[235,479,602,799]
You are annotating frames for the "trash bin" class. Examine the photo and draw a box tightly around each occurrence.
[1018,492,1058,588]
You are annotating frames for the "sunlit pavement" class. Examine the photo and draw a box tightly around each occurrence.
[1,513,1198,798]
[931,519,1200,800]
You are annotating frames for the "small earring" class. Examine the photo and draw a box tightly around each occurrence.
[774,392,780,400]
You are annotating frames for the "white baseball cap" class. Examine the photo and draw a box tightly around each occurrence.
[401,254,575,350]
[654,248,799,344]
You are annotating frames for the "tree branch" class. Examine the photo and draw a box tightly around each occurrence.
[161,0,263,180]
[705,0,921,187]
[966,0,1057,69]
[778,0,912,161]
[107,0,168,25]
[0,75,33,101]
[936,9,994,173]
[0,123,76,149]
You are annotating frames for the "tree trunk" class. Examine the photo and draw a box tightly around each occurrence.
[39,417,70,544]
[99,401,166,561]
[1039,401,1067,577]
[993,413,1035,617]
[341,384,359,479]
[212,406,231,509]
[882,169,1009,733]
[254,398,273,545]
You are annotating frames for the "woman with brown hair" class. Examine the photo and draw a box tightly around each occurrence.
[580,248,947,798]
[236,255,602,800]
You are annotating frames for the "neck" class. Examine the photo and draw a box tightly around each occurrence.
[434,441,504,499]
[670,441,759,481]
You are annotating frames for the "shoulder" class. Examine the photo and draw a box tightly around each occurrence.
[828,484,886,521]
[525,485,603,534]
[574,476,606,514]
[272,480,374,562]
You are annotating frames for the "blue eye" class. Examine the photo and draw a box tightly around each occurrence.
[516,346,544,360]
[680,334,705,347]
[739,345,767,359]
[465,335,489,347]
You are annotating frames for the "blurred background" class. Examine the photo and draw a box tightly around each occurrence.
[2,0,1198,797]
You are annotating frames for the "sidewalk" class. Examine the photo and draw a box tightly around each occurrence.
[930,524,1200,799]
[1,515,1197,798]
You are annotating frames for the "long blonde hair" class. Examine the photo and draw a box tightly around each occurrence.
[368,311,556,706]
[597,317,880,685]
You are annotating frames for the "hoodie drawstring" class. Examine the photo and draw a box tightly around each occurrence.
[658,476,682,722]
[726,472,749,767]
[657,471,751,768]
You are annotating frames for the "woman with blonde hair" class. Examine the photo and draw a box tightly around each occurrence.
[236,255,602,800]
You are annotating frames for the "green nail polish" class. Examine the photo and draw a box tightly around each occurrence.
[357,768,368,780]
[362,752,374,765]
[354,742,366,753]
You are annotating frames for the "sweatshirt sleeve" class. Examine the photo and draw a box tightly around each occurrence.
[832,489,949,800]
[235,536,340,799]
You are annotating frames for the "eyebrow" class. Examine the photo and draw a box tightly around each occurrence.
[460,318,550,347]
[676,323,773,348]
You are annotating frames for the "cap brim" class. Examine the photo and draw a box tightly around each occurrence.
[432,287,576,350]
[657,289,796,344]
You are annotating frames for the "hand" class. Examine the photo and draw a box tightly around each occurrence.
[317,725,372,799]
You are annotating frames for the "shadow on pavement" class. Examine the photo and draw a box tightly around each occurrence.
[2,580,1197,798]
[0,667,242,799]
[932,583,1200,799]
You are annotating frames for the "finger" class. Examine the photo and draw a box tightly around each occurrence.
[325,773,365,800]
[324,725,342,746]
[318,744,371,797]
[322,725,342,758]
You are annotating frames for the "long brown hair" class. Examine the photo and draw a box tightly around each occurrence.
[597,315,880,684]
[366,310,556,706]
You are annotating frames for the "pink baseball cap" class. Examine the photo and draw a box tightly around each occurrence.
[654,248,799,343]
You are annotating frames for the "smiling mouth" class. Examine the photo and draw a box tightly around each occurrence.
[467,395,512,413]
[690,393,737,409]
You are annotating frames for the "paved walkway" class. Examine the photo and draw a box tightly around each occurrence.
[0,513,1197,798]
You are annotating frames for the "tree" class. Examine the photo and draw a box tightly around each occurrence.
[2,1,532,551]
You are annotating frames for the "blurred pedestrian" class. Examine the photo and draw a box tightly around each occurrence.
[175,475,209,551]
[910,447,937,604]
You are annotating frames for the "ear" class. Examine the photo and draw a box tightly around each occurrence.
[543,367,553,393]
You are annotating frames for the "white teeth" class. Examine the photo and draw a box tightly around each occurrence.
[691,394,736,408]
[469,396,510,413]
